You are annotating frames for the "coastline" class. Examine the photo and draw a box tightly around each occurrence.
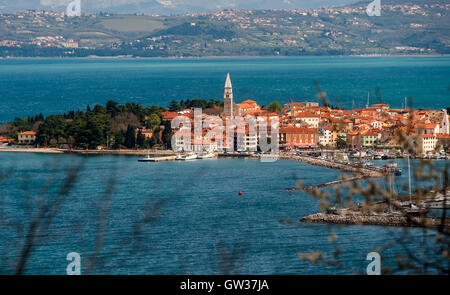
[0,147,175,155]
[1,54,449,60]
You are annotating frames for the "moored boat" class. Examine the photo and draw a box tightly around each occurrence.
[197,151,217,159]
[384,162,402,176]
[176,153,197,161]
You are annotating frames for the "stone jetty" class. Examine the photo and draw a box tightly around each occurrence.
[279,154,384,178]
[301,212,449,229]
[286,175,369,191]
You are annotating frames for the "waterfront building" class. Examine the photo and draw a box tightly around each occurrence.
[0,136,13,146]
[279,127,318,148]
[150,73,449,156]
[318,127,333,147]
[417,134,438,154]
[346,130,360,150]
[243,126,258,151]
[135,128,153,140]
[18,131,36,145]
[360,130,380,147]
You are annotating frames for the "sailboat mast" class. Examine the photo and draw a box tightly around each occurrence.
[366,92,370,109]
[408,155,412,203]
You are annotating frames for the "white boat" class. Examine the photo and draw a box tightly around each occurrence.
[176,153,197,161]
[197,151,216,159]
[184,153,198,160]
[374,154,383,160]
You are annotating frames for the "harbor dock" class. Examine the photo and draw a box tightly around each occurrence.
[138,155,177,162]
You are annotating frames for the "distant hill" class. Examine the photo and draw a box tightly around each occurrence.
[0,0,358,14]
[0,0,448,57]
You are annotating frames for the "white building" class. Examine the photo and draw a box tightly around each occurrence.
[319,128,333,147]
[440,109,449,134]
[418,134,438,153]
[293,112,320,128]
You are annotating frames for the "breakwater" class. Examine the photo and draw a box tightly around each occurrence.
[301,212,449,229]
[285,175,369,191]
[279,154,384,178]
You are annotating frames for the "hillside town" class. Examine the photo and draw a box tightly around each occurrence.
[1,1,449,57]
[1,73,450,159]
[158,73,450,158]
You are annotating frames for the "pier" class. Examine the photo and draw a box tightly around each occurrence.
[138,155,177,162]
[301,212,449,229]
[279,153,384,178]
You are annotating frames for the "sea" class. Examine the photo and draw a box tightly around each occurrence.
[0,56,449,274]
[0,56,449,122]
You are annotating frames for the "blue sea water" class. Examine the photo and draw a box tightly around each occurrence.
[0,56,449,122]
[0,153,446,274]
[0,57,448,274]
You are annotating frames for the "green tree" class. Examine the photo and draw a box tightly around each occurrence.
[147,114,161,129]
[336,135,347,149]
[136,129,145,148]
[267,101,282,112]
[124,125,136,149]
[168,100,180,112]
[162,120,173,149]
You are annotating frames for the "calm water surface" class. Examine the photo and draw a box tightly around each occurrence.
[0,153,445,274]
[0,56,449,122]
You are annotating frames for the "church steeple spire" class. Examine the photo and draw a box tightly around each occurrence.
[225,72,232,89]
[223,73,234,116]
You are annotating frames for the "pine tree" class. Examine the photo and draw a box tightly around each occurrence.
[168,100,180,112]
[124,125,136,149]
[136,129,145,148]
[162,120,173,149]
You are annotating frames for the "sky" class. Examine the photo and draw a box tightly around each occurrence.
[0,0,361,14]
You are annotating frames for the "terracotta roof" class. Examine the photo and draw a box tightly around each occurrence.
[18,131,36,135]
[294,112,320,118]
[420,134,436,138]
[280,127,318,134]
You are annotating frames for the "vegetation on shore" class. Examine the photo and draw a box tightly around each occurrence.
[0,99,219,149]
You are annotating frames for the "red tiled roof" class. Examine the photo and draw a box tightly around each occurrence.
[18,131,36,135]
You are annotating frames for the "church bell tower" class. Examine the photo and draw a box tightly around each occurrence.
[223,73,233,116]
